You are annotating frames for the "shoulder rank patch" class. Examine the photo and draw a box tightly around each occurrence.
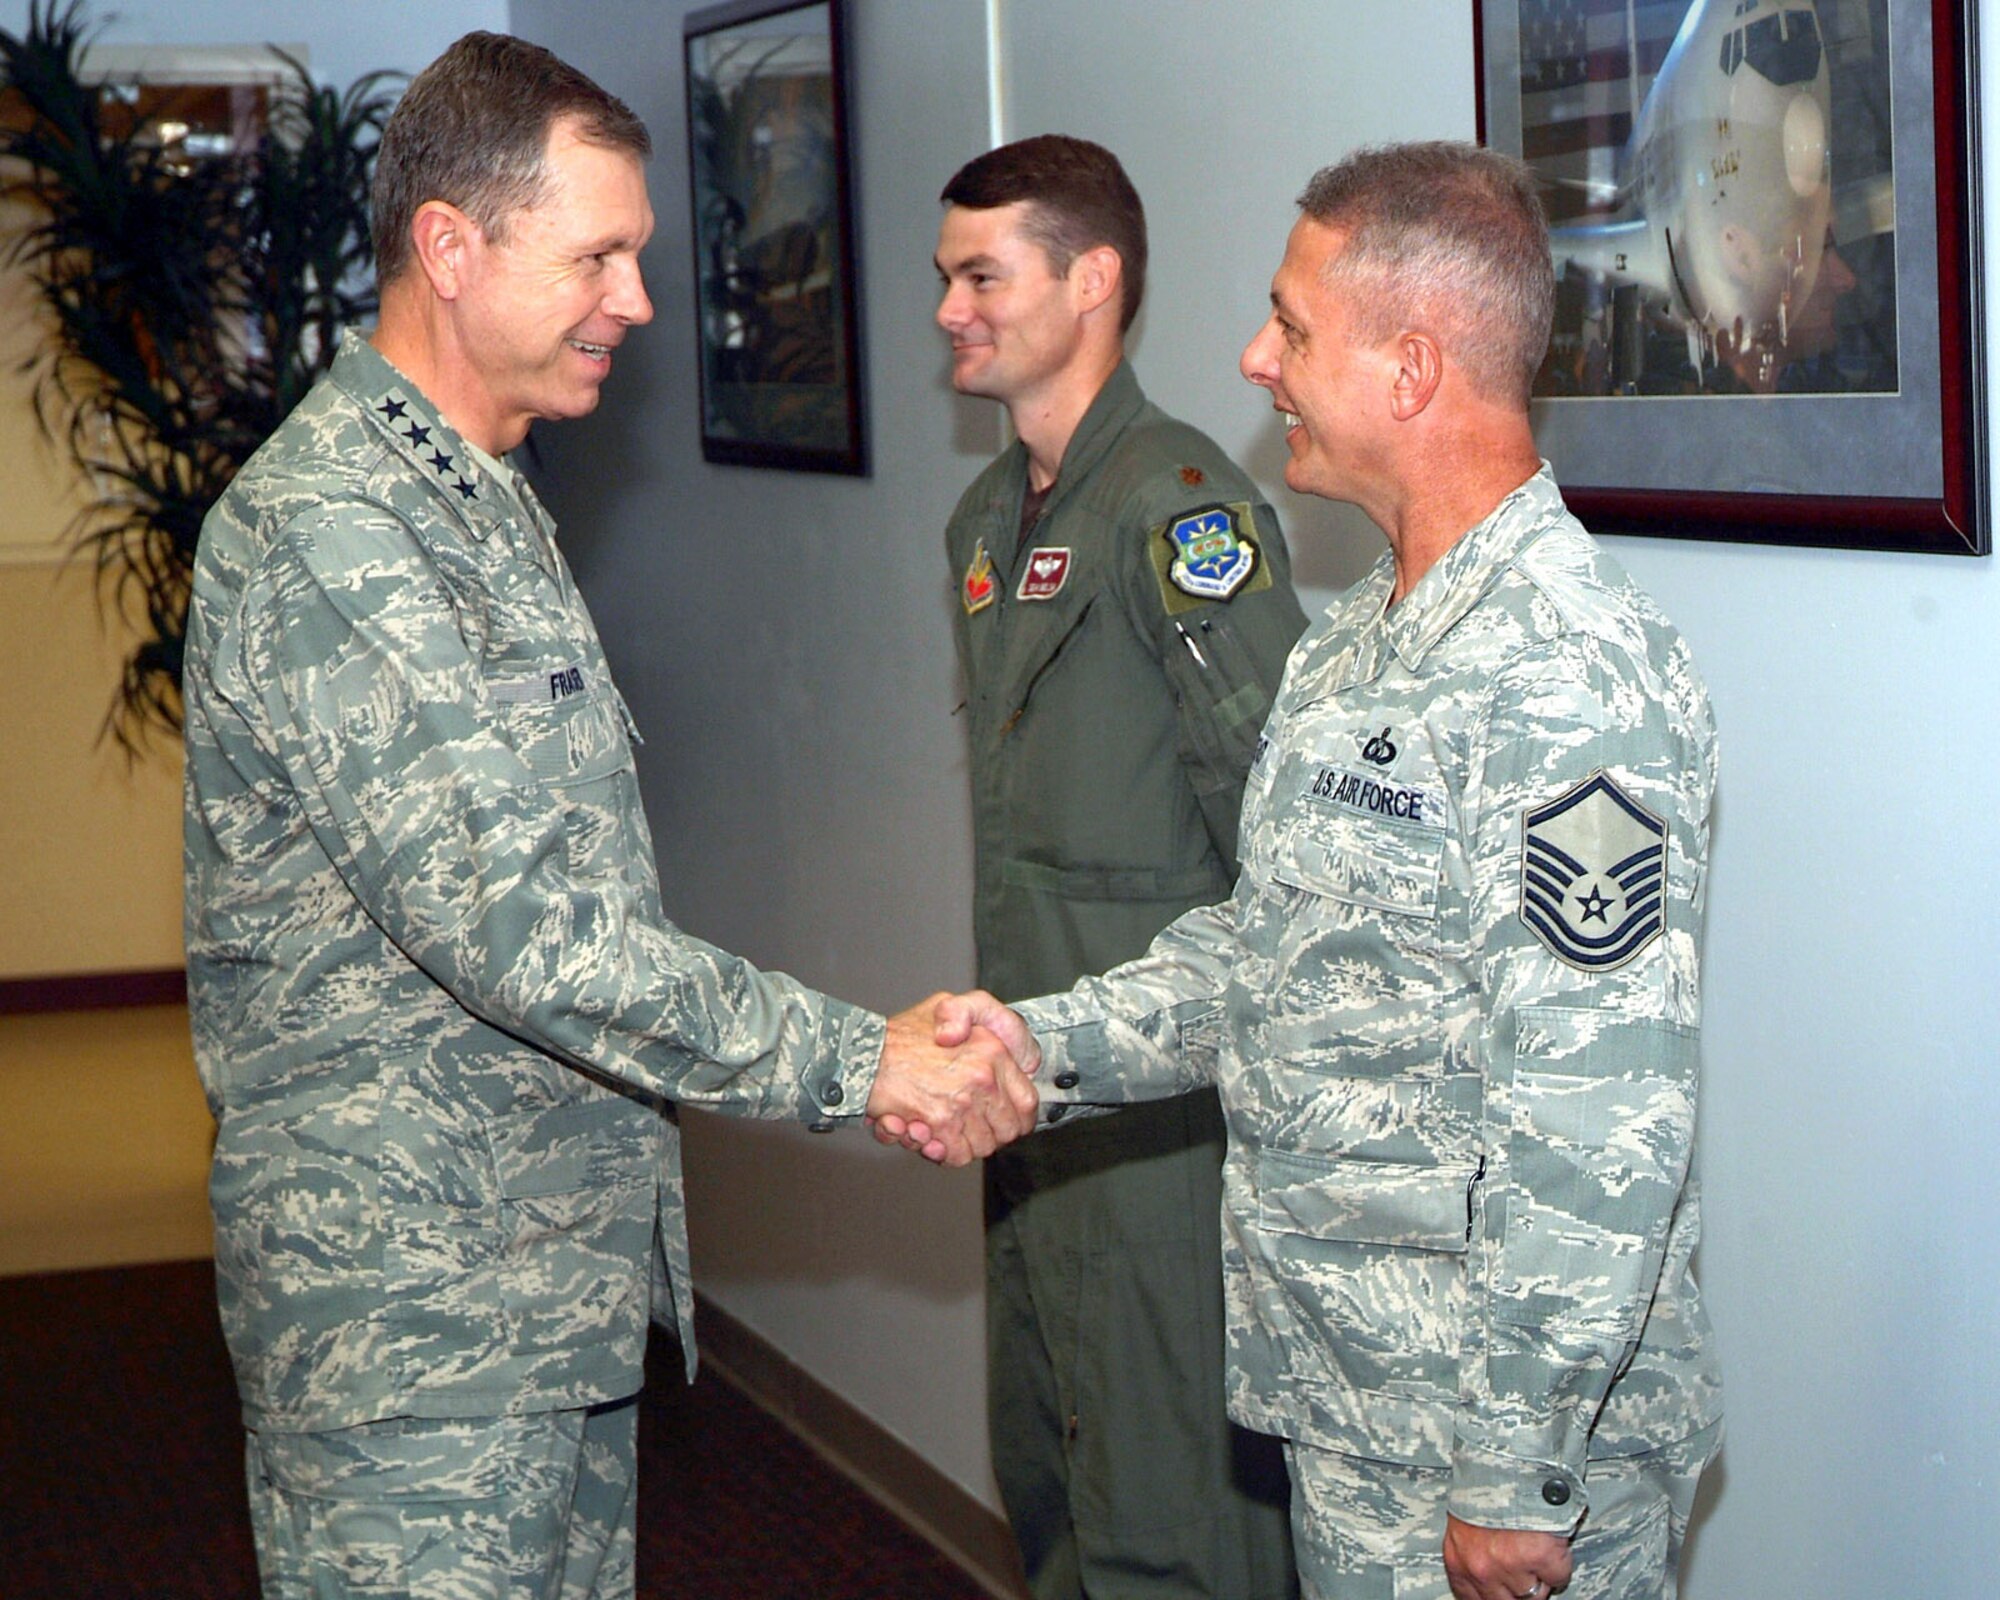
[1148,501,1273,617]
[1179,465,1205,487]
[1017,546,1072,601]
[1520,771,1667,971]
[962,540,997,616]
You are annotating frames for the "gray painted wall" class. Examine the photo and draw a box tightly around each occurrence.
[510,5,2000,1591]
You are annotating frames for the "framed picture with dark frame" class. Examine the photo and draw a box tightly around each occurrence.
[1476,0,1986,554]
[684,0,868,474]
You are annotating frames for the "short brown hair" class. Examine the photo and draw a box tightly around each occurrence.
[941,134,1147,331]
[372,32,651,287]
[1298,141,1553,408]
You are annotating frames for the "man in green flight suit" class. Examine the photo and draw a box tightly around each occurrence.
[933,135,1307,1599]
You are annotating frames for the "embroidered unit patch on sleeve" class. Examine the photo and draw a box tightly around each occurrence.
[1148,501,1273,616]
[1520,770,1667,970]
[1016,546,1072,601]
[962,540,997,615]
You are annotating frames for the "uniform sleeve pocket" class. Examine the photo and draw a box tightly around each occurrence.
[1495,1007,1697,1336]
[1162,613,1275,781]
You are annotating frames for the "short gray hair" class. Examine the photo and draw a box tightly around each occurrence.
[1297,141,1552,408]
[372,32,650,287]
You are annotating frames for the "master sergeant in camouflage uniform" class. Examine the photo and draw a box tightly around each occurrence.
[913,143,1723,1600]
[183,35,1034,1600]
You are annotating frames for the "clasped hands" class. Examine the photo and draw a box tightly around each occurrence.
[865,990,1038,1166]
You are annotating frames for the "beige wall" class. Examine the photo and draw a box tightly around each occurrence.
[0,212,185,982]
[0,1004,212,1273]
[0,205,199,1279]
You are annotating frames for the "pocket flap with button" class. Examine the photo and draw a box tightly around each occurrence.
[492,682,632,786]
[1257,1146,1476,1252]
[489,1094,655,1199]
[1271,809,1442,919]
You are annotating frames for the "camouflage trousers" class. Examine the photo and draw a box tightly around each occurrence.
[1282,1423,1720,1600]
[245,1398,640,1599]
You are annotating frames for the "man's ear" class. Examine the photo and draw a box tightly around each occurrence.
[1387,329,1444,420]
[1070,244,1123,320]
[409,201,476,302]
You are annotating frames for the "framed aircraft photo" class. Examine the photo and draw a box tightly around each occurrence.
[1477,0,1987,554]
[684,0,868,474]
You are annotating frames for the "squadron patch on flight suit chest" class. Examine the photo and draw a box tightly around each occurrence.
[962,540,997,615]
[1148,501,1274,617]
[1016,546,1072,601]
[1520,771,1668,970]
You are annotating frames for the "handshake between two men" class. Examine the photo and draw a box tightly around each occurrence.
[867,991,1041,1166]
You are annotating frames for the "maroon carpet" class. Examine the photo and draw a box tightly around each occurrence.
[0,1260,983,1598]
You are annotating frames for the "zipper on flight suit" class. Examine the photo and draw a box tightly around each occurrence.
[1000,595,1098,736]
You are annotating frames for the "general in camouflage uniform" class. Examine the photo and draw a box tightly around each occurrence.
[915,145,1724,1600]
[937,138,1302,1599]
[184,36,1031,1600]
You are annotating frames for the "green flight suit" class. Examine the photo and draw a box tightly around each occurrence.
[946,361,1307,1598]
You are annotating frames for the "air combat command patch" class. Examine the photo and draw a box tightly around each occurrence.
[1520,770,1667,970]
[1148,501,1273,616]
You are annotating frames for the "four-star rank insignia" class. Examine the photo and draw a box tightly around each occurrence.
[962,540,997,615]
[1016,546,1072,601]
[1520,770,1668,970]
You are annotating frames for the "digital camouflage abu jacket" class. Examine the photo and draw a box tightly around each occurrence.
[1020,468,1724,1533]
[184,335,883,1432]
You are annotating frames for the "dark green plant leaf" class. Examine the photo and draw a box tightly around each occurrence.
[1,0,402,751]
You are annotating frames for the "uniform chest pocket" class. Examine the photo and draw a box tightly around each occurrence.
[492,682,632,788]
[1270,806,1443,920]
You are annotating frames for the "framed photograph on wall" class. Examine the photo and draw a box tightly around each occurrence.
[1477,0,1986,553]
[684,0,867,474]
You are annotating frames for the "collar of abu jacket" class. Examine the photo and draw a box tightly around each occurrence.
[1381,462,1566,671]
[329,331,513,544]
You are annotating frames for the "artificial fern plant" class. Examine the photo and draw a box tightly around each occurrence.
[0,0,398,749]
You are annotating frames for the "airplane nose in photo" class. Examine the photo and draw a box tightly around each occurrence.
[1783,89,1828,198]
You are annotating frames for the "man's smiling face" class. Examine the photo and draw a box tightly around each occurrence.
[933,200,1089,411]
[1239,216,1398,506]
[452,116,655,450]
